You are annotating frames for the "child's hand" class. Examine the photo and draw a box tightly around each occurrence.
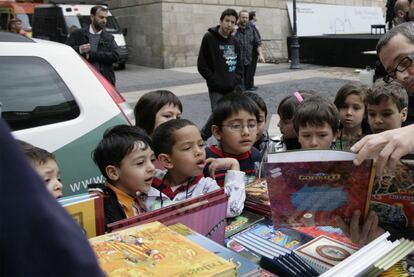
[206,157,240,179]
[335,210,384,247]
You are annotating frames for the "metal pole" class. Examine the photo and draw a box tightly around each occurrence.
[290,0,300,69]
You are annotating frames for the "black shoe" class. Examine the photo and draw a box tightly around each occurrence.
[246,86,258,91]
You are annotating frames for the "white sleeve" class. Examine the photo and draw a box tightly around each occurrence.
[223,170,246,217]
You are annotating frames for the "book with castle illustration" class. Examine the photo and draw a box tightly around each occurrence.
[89,221,236,276]
[370,160,414,230]
[264,150,376,227]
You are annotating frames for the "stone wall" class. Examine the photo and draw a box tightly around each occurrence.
[109,0,385,68]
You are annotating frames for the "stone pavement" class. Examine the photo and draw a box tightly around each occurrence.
[117,63,360,137]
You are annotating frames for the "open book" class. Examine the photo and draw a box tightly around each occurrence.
[264,150,376,227]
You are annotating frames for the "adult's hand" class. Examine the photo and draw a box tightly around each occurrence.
[335,210,384,247]
[351,125,414,176]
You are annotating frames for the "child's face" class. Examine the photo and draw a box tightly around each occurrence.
[256,110,266,141]
[367,99,407,134]
[114,142,156,196]
[277,117,296,139]
[153,103,182,132]
[35,159,63,199]
[213,110,258,155]
[298,122,337,149]
[339,94,365,131]
[167,125,206,178]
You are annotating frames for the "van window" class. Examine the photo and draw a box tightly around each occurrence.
[0,56,80,131]
[0,8,11,31]
[77,15,120,33]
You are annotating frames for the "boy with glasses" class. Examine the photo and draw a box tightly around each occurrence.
[205,93,262,186]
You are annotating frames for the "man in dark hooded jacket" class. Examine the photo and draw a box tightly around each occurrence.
[197,8,243,140]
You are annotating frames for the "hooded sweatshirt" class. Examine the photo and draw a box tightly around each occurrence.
[197,26,243,93]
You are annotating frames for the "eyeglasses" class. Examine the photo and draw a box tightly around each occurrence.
[383,52,414,84]
[222,122,258,132]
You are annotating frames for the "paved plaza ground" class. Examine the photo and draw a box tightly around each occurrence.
[116,62,361,138]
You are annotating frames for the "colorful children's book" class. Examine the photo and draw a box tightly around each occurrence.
[59,193,104,238]
[225,210,264,238]
[265,150,376,227]
[370,160,414,229]
[89,221,236,276]
[294,235,359,274]
[169,223,261,277]
[294,226,355,246]
[107,189,228,244]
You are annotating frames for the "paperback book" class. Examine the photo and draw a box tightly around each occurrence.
[89,221,236,276]
[265,150,376,227]
[225,210,264,238]
[245,179,271,217]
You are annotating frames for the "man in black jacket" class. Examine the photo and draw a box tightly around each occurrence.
[197,8,243,140]
[66,5,119,86]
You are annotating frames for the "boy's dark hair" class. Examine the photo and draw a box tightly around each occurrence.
[134,90,183,135]
[212,93,260,128]
[92,125,152,180]
[220,8,238,21]
[293,95,340,134]
[366,79,408,111]
[249,11,256,20]
[20,143,56,166]
[90,5,108,15]
[334,82,369,109]
[152,119,196,157]
[277,90,317,120]
[244,92,267,117]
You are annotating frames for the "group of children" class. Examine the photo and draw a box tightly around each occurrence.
[18,78,410,240]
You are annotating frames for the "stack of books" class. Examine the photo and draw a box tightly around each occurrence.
[320,232,414,276]
[58,192,104,238]
[244,179,271,217]
[89,221,262,276]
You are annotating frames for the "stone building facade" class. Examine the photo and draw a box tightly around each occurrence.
[108,0,385,68]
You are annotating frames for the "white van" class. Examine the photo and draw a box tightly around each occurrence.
[33,4,128,69]
[0,32,134,196]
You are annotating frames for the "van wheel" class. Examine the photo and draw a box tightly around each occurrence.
[116,62,126,70]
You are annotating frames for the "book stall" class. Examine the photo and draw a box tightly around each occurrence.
[59,150,414,276]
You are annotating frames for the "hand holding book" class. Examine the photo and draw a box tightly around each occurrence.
[335,210,385,247]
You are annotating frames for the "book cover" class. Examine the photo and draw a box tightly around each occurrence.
[225,210,264,238]
[169,223,260,277]
[244,179,272,217]
[60,193,105,238]
[265,150,375,227]
[294,226,355,246]
[89,221,236,276]
[294,235,358,274]
[370,160,414,229]
[108,189,228,244]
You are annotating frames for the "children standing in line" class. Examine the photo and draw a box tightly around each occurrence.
[293,95,340,149]
[134,90,183,135]
[206,93,261,186]
[19,142,64,199]
[334,82,369,151]
[366,80,408,134]
[245,92,268,156]
[147,119,246,217]
[91,125,156,225]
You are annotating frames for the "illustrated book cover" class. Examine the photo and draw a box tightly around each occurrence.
[89,221,236,276]
[225,210,264,238]
[59,193,104,238]
[245,179,271,217]
[370,160,414,229]
[294,235,358,274]
[169,223,260,277]
[265,150,376,227]
[107,189,228,244]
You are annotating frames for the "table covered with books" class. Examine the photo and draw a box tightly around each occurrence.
[60,150,414,276]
